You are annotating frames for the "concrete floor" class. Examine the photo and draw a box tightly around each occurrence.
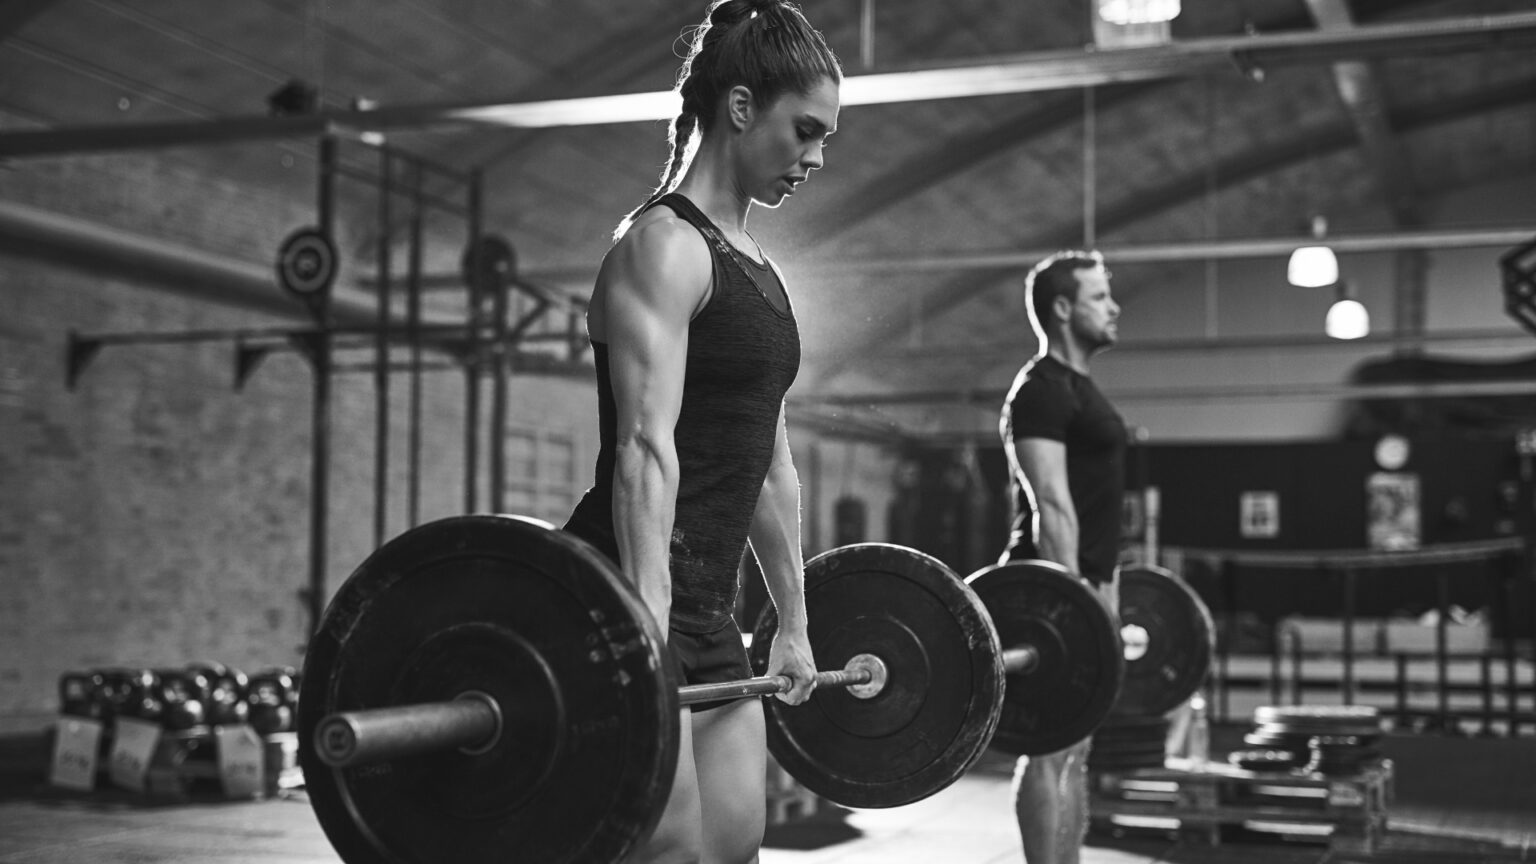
[1,734,1534,864]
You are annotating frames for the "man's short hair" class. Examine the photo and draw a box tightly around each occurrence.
[1026,250,1107,340]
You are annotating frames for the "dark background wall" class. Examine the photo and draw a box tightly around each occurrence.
[875,435,1535,643]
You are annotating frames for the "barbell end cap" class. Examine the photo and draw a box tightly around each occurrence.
[315,715,360,767]
[454,691,504,756]
[843,653,888,700]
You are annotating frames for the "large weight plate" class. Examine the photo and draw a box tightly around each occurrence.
[967,560,1124,756]
[299,515,677,864]
[1115,565,1215,717]
[750,544,1003,809]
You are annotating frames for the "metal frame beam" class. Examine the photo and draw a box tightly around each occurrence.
[2,11,1532,159]
[792,227,1536,277]
[0,0,59,41]
[793,378,1536,410]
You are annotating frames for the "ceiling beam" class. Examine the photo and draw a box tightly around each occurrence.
[814,327,1530,365]
[1304,0,1418,222]
[430,225,1534,289]
[0,0,58,42]
[795,85,1155,245]
[804,72,1536,385]
[790,226,1536,276]
[791,0,1435,254]
[2,11,1532,159]
[792,378,1536,409]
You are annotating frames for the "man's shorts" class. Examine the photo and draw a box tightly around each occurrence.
[669,620,754,713]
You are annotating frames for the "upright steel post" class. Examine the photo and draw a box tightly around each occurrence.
[1341,565,1357,706]
[462,169,484,514]
[307,133,339,638]
[373,148,393,548]
[1436,569,1450,730]
[407,163,425,527]
[1219,558,1235,722]
[489,245,510,514]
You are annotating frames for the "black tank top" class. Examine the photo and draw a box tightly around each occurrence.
[565,193,801,632]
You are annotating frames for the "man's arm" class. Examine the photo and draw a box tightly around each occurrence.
[747,405,817,704]
[602,217,711,635]
[1014,437,1079,572]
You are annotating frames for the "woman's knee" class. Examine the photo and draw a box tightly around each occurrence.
[633,816,704,864]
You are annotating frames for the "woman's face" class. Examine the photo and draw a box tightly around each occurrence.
[737,75,839,208]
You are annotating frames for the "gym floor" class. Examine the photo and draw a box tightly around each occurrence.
[0,726,1532,864]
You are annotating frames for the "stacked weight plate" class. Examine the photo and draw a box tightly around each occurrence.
[1088,714,1169,772]
[1231,705,1385,775]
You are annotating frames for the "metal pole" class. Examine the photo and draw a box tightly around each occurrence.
[1342,565,1356,706]
[373,148,393,548]
[1480,653,1495,736]
[307,133,339,638]
[1436,569,1450,732]
[408,163,425,528]
[489,245,510,514]
[1082,85,1095,250]
[860,0,875,70]
[1500,547,1523,735]
[1220,558,1235,721]
[463,169,484,514]
[1271,627,1285,707]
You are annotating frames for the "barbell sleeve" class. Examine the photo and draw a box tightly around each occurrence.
[1002,645,1040,675]
[315,692,502,768]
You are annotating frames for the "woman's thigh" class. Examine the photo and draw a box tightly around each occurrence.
[691,697,767,863]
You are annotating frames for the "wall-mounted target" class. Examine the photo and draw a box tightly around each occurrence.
[277,227,339,298]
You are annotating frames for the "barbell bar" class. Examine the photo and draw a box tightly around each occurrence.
[298,515,1209,864]
[314,639,1042,771]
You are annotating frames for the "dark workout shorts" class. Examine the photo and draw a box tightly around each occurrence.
[669,620,753,713]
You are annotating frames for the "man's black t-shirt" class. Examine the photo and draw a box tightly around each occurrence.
[1000,355,1126,585]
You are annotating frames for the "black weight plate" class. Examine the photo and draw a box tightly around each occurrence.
[750,544,1003,809]
[460,234,517,292]
[298,515,677,864]
[967,560,1124,756]
[1115,565,1215,717]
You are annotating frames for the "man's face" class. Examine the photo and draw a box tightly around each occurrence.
[1068,266,1119,349]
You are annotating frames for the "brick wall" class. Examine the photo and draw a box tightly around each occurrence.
[0,136,603,732]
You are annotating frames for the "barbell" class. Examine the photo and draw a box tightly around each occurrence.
[297,514,1212,864]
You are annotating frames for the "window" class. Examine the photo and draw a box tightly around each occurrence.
[502,425,581,525]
